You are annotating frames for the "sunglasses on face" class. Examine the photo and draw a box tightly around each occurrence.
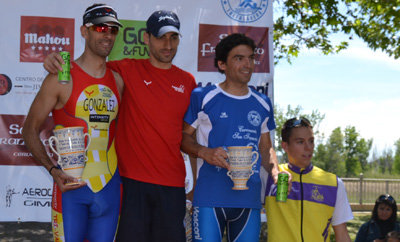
[88,24,119,35]
[377,194,395,204]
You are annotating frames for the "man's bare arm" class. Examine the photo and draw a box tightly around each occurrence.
[181,122,229,170]
[258,132,293,193]
[111,71,124,99]
[333,223,351,242]
[258,133,279,182]
[23,74,85,192]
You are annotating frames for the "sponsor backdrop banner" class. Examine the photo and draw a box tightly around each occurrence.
[0,0,273,222]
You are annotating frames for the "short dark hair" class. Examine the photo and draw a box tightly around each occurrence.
[214,33,256,74]
[281,117,313,143]
[372,194,397,223]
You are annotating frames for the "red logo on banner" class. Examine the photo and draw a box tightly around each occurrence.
[20,16,74,63]
[198,24,270,73]
[0,74,12,96]
[0,115,54,166]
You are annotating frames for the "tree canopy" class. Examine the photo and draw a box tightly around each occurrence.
[273,0,400,64]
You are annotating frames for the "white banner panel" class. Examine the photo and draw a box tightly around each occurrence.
[0,0,273,222]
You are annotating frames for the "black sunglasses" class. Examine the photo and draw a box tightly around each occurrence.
[377,194,395,204]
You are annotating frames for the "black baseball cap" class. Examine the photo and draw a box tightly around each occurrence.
[83,4,122,27]
[146,10,180,37]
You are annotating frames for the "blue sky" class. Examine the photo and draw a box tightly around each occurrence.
[274,38,400,157]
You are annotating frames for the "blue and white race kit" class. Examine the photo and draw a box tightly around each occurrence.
[192,206,261,242]
[184,83,276,241]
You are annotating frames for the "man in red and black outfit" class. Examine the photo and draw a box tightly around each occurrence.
[107,11,196,242]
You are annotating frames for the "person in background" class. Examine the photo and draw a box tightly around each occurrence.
[23,4,123,241]
[264,117,353,242]
[356,194,400,242]
[181,33,279,241]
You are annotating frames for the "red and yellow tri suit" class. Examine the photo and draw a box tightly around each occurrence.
[51,62,121,242]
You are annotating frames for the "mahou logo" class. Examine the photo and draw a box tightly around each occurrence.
[20,16,74,63]
[198,24,270,73]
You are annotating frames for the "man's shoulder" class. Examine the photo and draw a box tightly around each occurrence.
[191,84,218,97]
[171,64,195,80]
[250,88,272,102]
[249,87,267,97]
[42,73,66,91]
[311,165,339,187]
[108,58,144,67]
[312,165,337,176]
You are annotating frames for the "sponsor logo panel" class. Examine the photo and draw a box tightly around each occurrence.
[12,75,45,96]
[20,16,74,63]
[221,0,269,23]
[4,184,52,208]
[0,114,54,166]
[0,74,12,96]
[109,20,149,61]
[198,24,270,73]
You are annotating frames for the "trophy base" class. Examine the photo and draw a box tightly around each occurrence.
[65,180,84,186]
[232,186,249,190]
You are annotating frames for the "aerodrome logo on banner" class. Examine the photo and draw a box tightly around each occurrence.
[221,0,268,23]
[20,16,75,63]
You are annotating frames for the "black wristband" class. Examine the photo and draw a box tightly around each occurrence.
[48,166,60,175]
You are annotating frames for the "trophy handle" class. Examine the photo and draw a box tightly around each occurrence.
[83,133,91,162]
[227,170,233,179]
[250,151,258,166]
[84,133,91,151]
[48,136,61,164]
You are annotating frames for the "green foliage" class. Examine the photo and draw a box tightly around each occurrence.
[313,143,328,169]
[344,126,372,177]
[273,0,400,64]
[393,139,400,174]
[274,105,398,177]
[378,149,394,174]
[368,146,397,175]
[362,169,400,179]
[325,127,346,177]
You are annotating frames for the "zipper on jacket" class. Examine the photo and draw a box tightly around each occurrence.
[300,169,304,242]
